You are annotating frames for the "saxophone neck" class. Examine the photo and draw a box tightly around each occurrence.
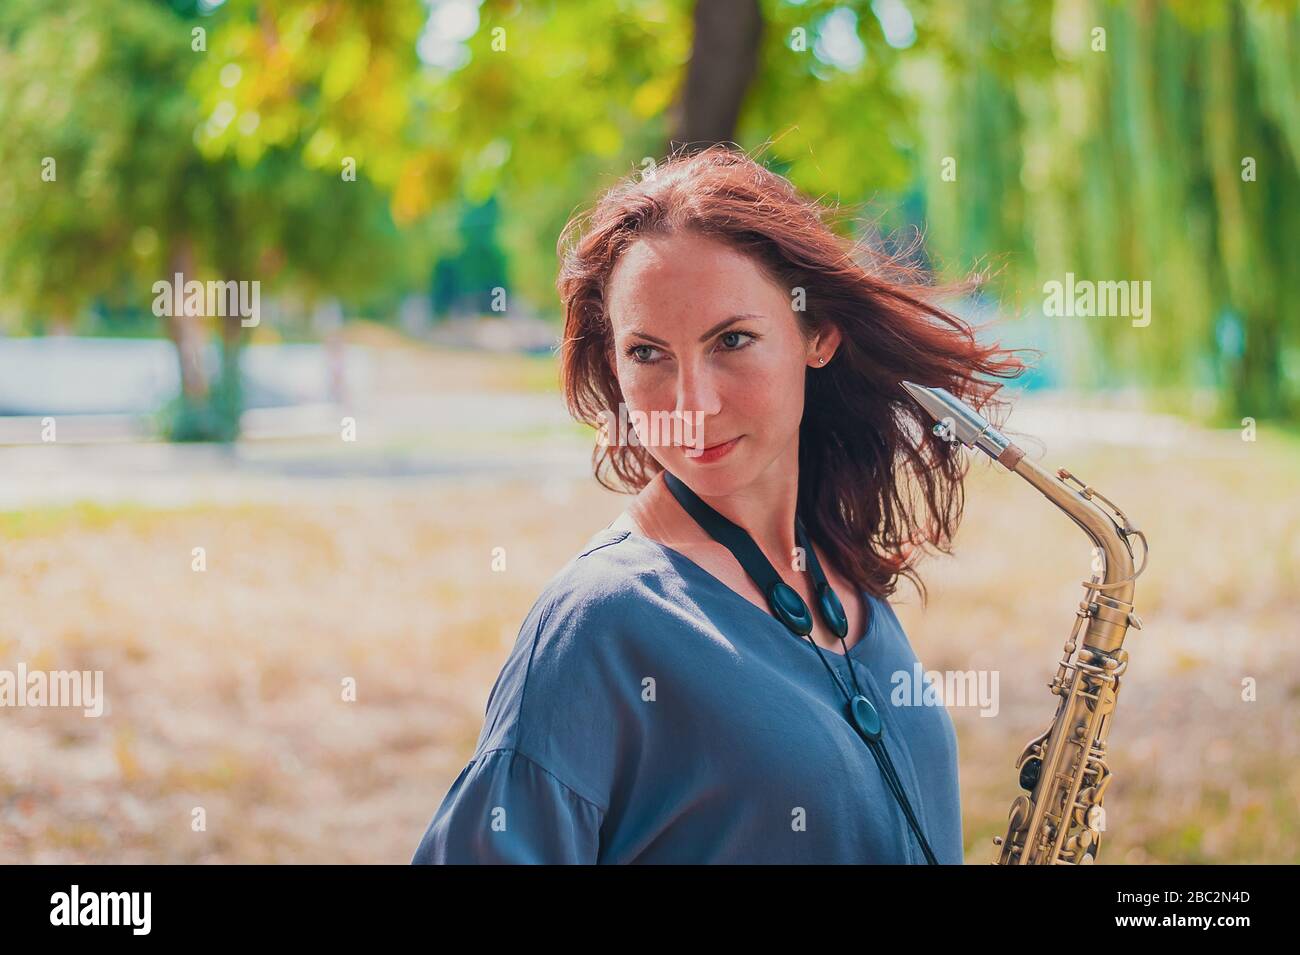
[1009,456,1134,581]
[901,380,1146,653]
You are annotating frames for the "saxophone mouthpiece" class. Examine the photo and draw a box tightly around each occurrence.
[900,380,1016,464]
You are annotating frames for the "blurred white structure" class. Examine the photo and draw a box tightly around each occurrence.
[0,336,373,417]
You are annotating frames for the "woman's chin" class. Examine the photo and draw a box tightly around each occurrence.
[671,448,749,491]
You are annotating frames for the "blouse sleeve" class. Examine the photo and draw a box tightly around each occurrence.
[410,747,604,864]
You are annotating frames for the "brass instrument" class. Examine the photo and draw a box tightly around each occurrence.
[901,382,1149,865]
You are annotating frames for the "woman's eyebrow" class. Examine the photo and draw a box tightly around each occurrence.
[627,313,763,346]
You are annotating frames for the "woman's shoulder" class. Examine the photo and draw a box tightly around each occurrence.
[489,525,664,712]
[468,525,657,798]
[524,524,666,629]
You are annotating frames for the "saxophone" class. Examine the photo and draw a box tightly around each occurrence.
[901,382,1149,865]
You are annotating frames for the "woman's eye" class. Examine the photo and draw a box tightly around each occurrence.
[718,331,756,351]
[626,332,755,365]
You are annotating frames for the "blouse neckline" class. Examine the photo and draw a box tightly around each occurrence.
[596,526,876,662]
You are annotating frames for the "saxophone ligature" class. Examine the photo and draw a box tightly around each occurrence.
[901,381,1149,865]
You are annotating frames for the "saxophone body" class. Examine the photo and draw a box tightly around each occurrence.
[901,382,1149,865]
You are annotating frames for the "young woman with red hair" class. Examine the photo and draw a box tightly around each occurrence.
[413,144,1025,865]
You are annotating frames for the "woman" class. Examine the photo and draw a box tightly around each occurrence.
[412,144,1024,864]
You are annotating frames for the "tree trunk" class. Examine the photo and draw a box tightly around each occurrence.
[670,0,763,154]
[214,288,248,441]
[164,239,209,402]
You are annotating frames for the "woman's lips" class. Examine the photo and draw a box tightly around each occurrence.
[684,435,742,463]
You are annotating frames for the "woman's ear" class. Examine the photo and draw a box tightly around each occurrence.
[808,324,844,366]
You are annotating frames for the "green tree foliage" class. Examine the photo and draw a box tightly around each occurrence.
[1,0,1294,431]
[0,0,416,439]
[0,0,206,327]
[913,0,1299,420]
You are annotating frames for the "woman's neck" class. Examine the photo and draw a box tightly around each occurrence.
[630,467,801,569]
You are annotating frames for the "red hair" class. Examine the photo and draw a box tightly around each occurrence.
[556,144,1028,601]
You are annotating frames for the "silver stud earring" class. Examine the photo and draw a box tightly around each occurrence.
[818,356,827,365]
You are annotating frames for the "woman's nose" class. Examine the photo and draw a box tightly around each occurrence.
[674,360,722,420]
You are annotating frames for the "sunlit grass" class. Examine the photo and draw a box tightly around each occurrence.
[0,426,1295,863]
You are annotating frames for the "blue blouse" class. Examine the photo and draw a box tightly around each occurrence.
[411,524,964,864]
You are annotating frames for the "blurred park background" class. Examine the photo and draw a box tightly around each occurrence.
[0,0,1297,863]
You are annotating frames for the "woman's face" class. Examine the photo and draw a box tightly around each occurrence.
[605,231,835,497]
